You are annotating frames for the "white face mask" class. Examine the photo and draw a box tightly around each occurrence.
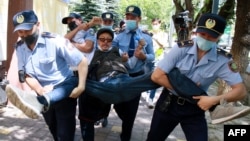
[97,45,112,52]
[152,25,160,30]
[101,25,113,30]
[196,35,216,51]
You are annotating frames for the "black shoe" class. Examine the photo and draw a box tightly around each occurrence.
[102,117,108,127]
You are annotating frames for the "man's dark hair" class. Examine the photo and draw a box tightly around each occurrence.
[151,18,161,24]
[96,28,114,39]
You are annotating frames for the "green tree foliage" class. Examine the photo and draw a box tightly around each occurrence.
[118,0,173,31]
[69,0,101,22]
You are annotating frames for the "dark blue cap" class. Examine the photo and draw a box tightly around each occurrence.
[196,13,226,38]
[13,10,38,32]
[101,12,114,20]
[62,13,82,24]
[125,5,141,17]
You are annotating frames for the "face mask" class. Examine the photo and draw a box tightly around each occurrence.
[196,36,216,51]
[68,21,77,31]
[152,25,160,31]
[101,25,113,30]
[97,45,112,52]
[21,30,39,46]
[125,20,137,31]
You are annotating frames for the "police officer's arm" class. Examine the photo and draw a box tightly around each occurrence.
[151,67,174,90]
[69,57,88,98]
[193,83,247,111]
[25,76,53,95]
[72,40,94,53]
[64,17,101,40]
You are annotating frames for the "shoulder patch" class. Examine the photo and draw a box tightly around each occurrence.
[177,40,194,48]
[228,61,238,72]
[41,32,56,38]
[142,30,153,37]
[15,40,24,48]
[88,29,95,36]
[217,48,232,59]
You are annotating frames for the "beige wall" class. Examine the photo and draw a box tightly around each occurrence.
[33,0,69,36]
[0,0,69,62]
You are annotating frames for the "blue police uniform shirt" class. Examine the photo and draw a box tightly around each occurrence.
[158,38,242,92]
[112,28,154,74]
[16,34,84,86]
[73,28,95,64]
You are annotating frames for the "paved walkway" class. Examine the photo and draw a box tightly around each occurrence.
[0,89,187,141]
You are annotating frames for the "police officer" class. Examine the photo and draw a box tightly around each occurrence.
[147,13,247,141]
[112,5,154,141]
[101,12,114,30]
[7,10,88,141]
[62,13,99,63]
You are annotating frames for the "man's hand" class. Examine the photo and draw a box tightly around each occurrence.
[89,16,102,26]
[193,96,218,111]
[121,52,129,62]
[37,84,54,95]
[69,86,85,98]
[134,48,146,60]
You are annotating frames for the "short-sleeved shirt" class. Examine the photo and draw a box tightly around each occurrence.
[157,38,242,92]
[16,34,84,86]
[72,28,95,64]
[112,28,155,74]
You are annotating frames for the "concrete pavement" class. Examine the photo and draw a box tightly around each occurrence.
[0,89,187,141]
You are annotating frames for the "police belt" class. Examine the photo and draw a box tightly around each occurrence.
[164,88,193,105]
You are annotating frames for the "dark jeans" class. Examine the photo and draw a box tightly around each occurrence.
[42,76,78,141]
[85,72,160,104]
[146,89,207,141]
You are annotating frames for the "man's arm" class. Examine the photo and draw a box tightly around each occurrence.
[151,67,173,90]
[72,40,94,53]
[25,76,53,95]
[69,57,88,98]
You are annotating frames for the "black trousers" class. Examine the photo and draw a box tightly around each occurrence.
[113,71,144,141]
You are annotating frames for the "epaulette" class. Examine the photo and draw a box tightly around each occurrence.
[15,40,24,48]
[177,40,194,48]
[216,48,232,59]
[142,30,153,37]
[41,32,56,38]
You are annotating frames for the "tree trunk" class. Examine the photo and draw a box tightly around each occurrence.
[227,0,250,105]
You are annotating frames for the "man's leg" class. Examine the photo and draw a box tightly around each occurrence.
[114,95,141,141]
[85,73,160,103]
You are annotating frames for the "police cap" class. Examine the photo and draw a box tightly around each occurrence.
[125,5,141,17]
[196,13,226,38]
[62,13,82,24]
[101,12,114,20]
[13,10,38,32]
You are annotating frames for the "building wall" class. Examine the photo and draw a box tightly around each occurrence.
[33,0,69,36]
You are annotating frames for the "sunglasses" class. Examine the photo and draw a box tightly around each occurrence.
[98,38,113,43]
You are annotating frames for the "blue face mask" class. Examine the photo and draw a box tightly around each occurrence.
[101,25,113,30]
[125,20,137,31]
[196,36,216,51]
